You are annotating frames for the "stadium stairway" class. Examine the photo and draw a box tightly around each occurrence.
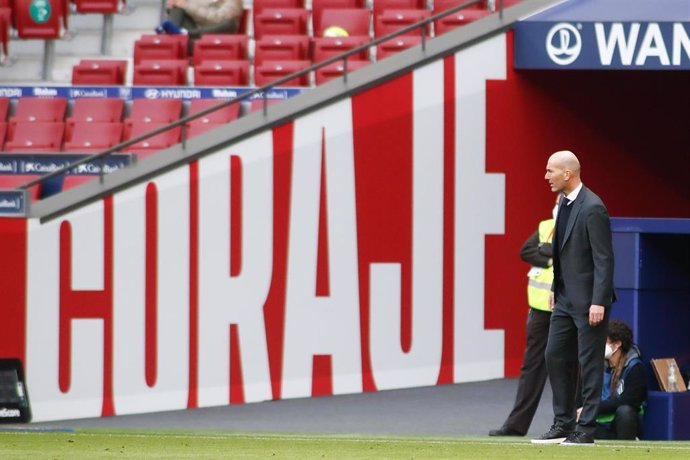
[0,0,162,84]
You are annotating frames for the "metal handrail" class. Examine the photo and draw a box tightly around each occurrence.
[19,0,494,192]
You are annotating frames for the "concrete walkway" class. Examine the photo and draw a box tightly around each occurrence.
[30,378,554,438]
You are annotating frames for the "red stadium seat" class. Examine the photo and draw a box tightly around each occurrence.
[72,63,121,85]
[254,60,311,87]
[65,98,124,141]
[14,0,62,38]
[4,121,65,152]
[11,97,67,123]
[63,122,123,152]
[236,7,250,34]
[8,97,67,140]
[375,9,431,37]
[0,97,8,120]
[312,36,369,63]
[253,8,309,39]
[133,59,188,86]
[318,9,370,37]
[60,0,70,30]
[133,34,188,65]
[127,99,183,124]
[185,98,241,138]
[373,0,424,20]
[0,0,9,17]
[0,121,6,150]
[249,99,282,113]
[254,35,310,65]
[187,99,241,124]
[315,59,369,84]
[124,99,182,144]
[253,0,304,15]
[72,59,127,85]
[0,6,10,60]
[376,35,421,60]
[193,60,249,86]
[433,9,492,36]
[75,0,120,13]
[192,34,248,66]
[186,122,225,138]
[433,0,493,12]
[0,175,42,200]
[123,122,181,158]
[68,98,124,123]
[311,0,365,37]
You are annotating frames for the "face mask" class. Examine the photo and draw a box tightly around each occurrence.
[604,343,616,360]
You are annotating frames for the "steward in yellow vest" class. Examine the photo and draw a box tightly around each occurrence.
[525,219,555,312]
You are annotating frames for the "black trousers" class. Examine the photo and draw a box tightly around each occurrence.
[502,308,551,435]
[545,298,609,435]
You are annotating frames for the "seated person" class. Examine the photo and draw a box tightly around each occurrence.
[578,320,647,440]
[157,0,243,39]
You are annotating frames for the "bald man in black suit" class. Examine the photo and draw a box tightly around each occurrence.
[532,150,616,446]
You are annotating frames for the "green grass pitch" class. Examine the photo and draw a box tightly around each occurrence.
[1,430,689,459]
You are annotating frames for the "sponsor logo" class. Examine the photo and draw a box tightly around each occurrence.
[144,88,203,99]
[72,162,126,175]
[33,87,58,97]
[265,90,287,99]
[518,21,690,69]
[23,161,68,173]
[0,88,22,98]
[144,89,160,99]
[251,91,286,101]
[0,407,21,417]
[0,161,17,173]
[595,22,690,66]
[546,23,582,65]
[70,89,109,98]
[119,87,132,100]
[159,89,202,99]
[212,89,238,98]
[0,198,21,210]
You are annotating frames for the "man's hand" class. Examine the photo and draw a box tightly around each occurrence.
[589,304,605,326]
[549,292,555,311]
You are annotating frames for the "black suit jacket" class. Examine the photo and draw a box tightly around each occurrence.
[553,186,616,310]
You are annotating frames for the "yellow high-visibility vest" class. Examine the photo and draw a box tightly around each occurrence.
[527,219,555,312]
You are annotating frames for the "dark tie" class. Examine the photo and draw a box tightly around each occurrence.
[555,197,572,250]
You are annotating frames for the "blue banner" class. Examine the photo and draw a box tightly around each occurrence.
[0,86,305,100]
[515,21,690,70]
[0,190,28,216]
[0,154,132,175]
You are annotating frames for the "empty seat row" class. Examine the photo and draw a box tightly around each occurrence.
[0,98,248,155]
[250,0,496,37]
[74,32,423,87]
[131,58,372,87]
[252,1,496,38]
